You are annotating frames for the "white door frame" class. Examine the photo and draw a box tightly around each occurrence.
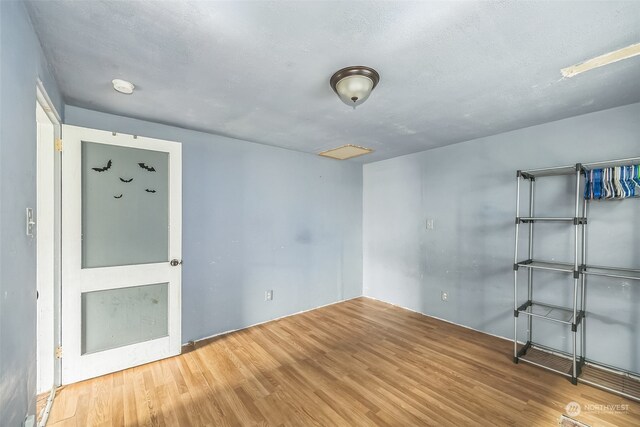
[61,125,182,384]
[36,81,61,397]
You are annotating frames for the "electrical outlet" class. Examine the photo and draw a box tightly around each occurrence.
[24,414,35,427]
[265,290,273,301]
[426,219,434,230]
[441,291,448,301]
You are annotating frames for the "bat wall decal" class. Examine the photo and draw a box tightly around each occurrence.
[119,177,134,183]
[145,189,157,193]
[92,160,112,172]
[138,162,156,172]
[114,194,123,199]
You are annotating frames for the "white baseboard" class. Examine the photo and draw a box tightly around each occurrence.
[37,386,56,427]
[361,295,524,345]
[182,295,364,349]
[184,294,526,352]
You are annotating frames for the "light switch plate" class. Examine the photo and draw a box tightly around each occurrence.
[26,208,35,237]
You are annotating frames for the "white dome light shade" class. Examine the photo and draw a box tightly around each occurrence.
[112,79,135,94]
[330,66,380,108]
[335,75,374,107]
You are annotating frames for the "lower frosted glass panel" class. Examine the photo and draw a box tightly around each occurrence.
[82,283,168,355]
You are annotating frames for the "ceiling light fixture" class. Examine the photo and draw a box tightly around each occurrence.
[330,66,380,108]
[112,79,135,94]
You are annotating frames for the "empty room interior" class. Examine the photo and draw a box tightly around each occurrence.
[2,0,640,426]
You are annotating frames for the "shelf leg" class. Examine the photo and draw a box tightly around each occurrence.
[513,175,521,362]
[581,197,587,363]
[514,269,519,363]
[572,278,579,383]
[571,165,581,383]
[527,179,535,344]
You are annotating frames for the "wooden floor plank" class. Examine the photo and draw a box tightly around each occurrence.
[47,297,640,426]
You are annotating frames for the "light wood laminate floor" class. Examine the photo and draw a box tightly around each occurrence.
[46,297,640,426]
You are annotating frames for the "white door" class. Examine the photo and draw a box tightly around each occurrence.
[61,125,182,384]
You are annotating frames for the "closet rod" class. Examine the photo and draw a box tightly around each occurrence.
[582,156,640,170]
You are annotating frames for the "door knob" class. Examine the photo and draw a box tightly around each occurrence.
[170,259,182,266]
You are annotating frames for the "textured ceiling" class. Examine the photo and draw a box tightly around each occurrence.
[26,1,640,162]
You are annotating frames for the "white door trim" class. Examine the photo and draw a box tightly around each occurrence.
[36,79,62,124]
[36,100,55,394]
[61,125,182,384]
[36,80,61,397]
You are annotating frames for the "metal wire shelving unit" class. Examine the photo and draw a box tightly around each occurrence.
[513,163,586,384]
[512,157,640,401]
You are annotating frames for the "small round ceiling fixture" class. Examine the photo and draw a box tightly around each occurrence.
[112,79,135,95]
[330,66,379,108]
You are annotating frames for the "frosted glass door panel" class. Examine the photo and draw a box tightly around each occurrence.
[81,283,169,354]
[82,141,169,268]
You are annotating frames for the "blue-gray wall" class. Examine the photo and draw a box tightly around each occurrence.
[0,1,64,424]
[364,102,640,373]
[64,106,363,344]
[3,1,639,422]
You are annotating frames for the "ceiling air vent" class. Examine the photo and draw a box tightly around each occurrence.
[318,144,373,160]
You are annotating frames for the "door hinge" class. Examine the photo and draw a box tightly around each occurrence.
[54,138,63,152]
[55,346,63,359]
